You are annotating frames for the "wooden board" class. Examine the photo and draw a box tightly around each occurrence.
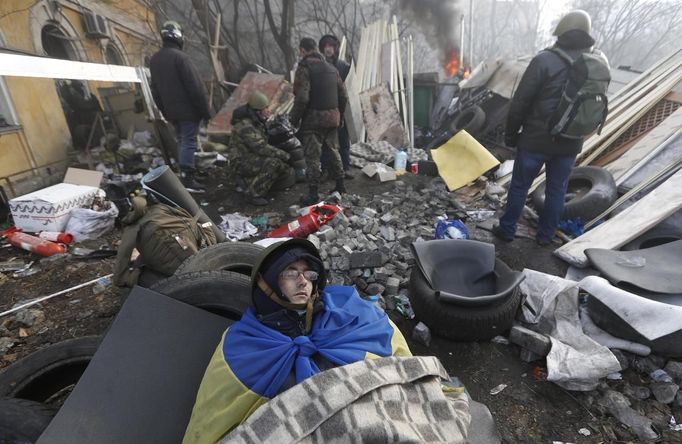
[553,168,682,267]
[359,83,409,148]
[605,107,682,182]
[344,62,364,144]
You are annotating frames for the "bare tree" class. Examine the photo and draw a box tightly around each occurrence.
[571,0,682,69]
[263,0,296,72]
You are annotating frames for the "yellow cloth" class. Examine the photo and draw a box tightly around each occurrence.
[431,130,500,191]
[182,321,411,444]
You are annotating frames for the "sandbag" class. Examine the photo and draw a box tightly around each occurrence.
[64,203,118,242]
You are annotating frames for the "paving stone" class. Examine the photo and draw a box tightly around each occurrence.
[651,382,679,404]
[331,255,350,271]
[363,208,377,218]
[366,283,385,296]
[385,276,400,295]
[349,251,384,269]
[342,245,353,254]
[318,227,337,243]
[306,234,321,250]
[664,361,682,382]
[330,246,340,256]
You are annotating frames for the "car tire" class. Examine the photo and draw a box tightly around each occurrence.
[451,106,486,136]
[150,270,251,320]
[408,267,522,341]
[175,242,263,276]
[532,166,617,221]
[0,336,101,403]
[620,228,682,251]
[0,398,56,443]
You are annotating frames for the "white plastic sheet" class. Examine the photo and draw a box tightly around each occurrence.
[519,269,621,391]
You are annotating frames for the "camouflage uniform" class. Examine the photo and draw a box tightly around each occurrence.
[230,105,292,198]
[290,52,348,188]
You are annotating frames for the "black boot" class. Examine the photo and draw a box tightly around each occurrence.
[300,185,320,206]
[330,178,346,194]
[180,168,206,193]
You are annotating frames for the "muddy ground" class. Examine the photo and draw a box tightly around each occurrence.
[0,167,672,443]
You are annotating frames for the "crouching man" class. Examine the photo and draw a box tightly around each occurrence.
[231,91,293,206]
[183,239,411,443]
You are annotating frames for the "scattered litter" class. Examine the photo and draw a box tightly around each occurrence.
[578,428,591,436]
[412,322,432,347]
[19,327,29,337]
[466,210,496,222]
[92,276,112,294]
[495,160,514,179]
[606,372,623,380]
[557,218,584,238]
[0,259,27,272]
[65,200,119,242]
[392,294,415,319]
[435,219,469,240]
[491,336,510,345]
[13,262,39,278]
[219,213,258,241]
[0,337,15,354]
[250,215,268,232]
[489,384,507,395]
[670,416,682,432]
[650,369,674,383]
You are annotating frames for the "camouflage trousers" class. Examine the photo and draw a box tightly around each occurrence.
[241,157,291,197]
[300,128,344,186]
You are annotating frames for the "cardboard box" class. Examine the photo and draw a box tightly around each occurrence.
[9,168,103,233]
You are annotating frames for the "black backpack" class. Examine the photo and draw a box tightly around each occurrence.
[547,46,611,139]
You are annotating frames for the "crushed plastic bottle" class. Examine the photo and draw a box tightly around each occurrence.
[92,276,112,294]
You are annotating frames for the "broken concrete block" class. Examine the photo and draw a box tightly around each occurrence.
[363,207,378,218]
[664,361,682,382]
[379,226,396,242]
[373,267,390,285]
[385,276,400,295]
[318,227,337,243]
[380,213,394,224]
[509,326,551,356]
[349,251,383,269]
[331,255,350,271]
[342,245,353,254]
[307,234,321,250]
[650,382,679,404]
[412,322,431,347]
[366,283,385,296]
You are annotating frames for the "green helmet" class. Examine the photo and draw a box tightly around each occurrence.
[248,90,270,110]
[553,10,591,36]
[160,20,184,47]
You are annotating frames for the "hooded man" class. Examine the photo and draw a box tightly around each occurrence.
[183,239,411,443]
[230,91,293,206]
[318,34,354,180]
[150,20,211,193]
[494,10,608,246]
[290,37,349,205]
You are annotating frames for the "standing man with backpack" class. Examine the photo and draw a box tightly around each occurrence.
[493,10,610,246]
[150,21,211,193]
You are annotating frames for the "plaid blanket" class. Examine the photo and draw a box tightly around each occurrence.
[222,356,470,444]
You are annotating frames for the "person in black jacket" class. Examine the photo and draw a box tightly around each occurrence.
[494,10,599,246]
[150,21,211,192]
[318,34,353,180]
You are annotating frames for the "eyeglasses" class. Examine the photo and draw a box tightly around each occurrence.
[280,269,319,282]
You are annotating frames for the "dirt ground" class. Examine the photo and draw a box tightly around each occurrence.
[0,166,666,443]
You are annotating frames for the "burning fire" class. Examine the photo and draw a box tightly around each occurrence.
[444,49,460,78]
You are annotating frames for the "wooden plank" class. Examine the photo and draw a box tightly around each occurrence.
[344,61,364,144]
[553,168,682,267]
[0,53,140,83]
[605,107,682,182]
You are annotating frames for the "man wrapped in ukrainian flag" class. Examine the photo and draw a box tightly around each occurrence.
[183,238,411,443]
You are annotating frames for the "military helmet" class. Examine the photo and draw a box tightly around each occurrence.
[553,10,591,36]
[248,90,270,111]
[160,20,184,47]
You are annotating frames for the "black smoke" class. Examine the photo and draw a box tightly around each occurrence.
[398,0,463,67]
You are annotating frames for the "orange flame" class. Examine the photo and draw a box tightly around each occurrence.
[463,68,471,79]
[444,50,460,78]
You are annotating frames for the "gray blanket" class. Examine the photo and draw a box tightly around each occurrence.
[222,356,471,443]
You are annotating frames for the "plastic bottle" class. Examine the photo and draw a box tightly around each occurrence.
[393,148,407,174]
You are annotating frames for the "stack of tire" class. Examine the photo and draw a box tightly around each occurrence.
[268,115,306,184]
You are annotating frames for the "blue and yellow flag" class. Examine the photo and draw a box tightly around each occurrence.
[183,286,411,444]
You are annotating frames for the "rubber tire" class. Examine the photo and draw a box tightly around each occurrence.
[621,230,682,251]
[451,106,486,136]
[0,336,101,403]
[150,270,251,320]
[0,398,56,443]
[408,267,522,341]
[175,242,263,276]
[531,166,617,221]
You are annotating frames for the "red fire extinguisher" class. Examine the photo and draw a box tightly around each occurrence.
[268,204,342,238]
[1,227,66,257]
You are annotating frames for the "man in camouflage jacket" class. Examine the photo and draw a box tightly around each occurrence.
[290,37,349,205]
[230,91,292,206]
